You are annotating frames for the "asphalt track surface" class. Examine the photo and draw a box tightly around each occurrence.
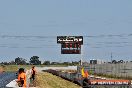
[0,72,16,88]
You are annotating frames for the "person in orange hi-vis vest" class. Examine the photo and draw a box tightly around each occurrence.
[17,68,26,87]
[84,70,89,78]
[82,68,90,87]
[81,67,89,78]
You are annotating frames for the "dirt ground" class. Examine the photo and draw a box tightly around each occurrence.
[35,72,81,88]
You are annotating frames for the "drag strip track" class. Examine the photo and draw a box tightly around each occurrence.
[0,72,16,88]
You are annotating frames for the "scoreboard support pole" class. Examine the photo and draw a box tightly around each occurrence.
[80,45,83,65]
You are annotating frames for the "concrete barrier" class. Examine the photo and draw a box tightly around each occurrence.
[36,66,77,72]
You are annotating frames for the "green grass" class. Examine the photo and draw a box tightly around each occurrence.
[0,65,32,72]
[36,72,81,88]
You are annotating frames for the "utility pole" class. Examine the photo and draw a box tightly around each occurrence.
[111,52,113,75]
[111,52,113,63]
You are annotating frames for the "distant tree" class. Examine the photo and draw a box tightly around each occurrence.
[72,61,79,65]
[29,56,41,65]
[108,62,111,64]
[118,60,124,63]
[79,60,81,65]
[26,63,30,65]
[51,62,59,65]
[43,61,50,65]
[112,60,117,64]
[63,62,69,65]
[1,62,9,65]
[15,57,21,64]
[9,61,16,65]
[15,57,27,65]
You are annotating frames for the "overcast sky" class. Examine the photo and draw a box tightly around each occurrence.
[0,0,132,62]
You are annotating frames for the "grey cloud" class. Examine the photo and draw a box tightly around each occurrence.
[9,46,19,48]
[114,45,124,48]
[0,45,7,48]
[0,33,132,40]
[128,34,132,36]
[92,46,101,48]
[84,35,105,38]
[25,46,43,49]
[96,41,132,45]
[84,34,132,39]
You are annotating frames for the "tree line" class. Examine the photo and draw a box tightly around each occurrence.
[0,56,79,66]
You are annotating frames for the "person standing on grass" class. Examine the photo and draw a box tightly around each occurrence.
[31,66,36,81]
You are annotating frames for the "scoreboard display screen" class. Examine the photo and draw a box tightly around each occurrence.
[61,43,81,48]
[57,36,83,54]
[61,49,81,54]
[61,43,81,54]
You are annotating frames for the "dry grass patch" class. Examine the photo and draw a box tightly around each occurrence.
[0,65,33,72]
[36,72,81,88]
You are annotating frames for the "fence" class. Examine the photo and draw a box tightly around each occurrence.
[87,62,132,78]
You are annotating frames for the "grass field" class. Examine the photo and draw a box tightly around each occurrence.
[0,65,32,72]
[35,72,81,88]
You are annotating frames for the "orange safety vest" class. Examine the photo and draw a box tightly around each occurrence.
[84,71,89,78]
[81,68,89,78]
[18,72,26,87]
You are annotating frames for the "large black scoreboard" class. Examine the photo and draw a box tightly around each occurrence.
[57,36,83,54]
